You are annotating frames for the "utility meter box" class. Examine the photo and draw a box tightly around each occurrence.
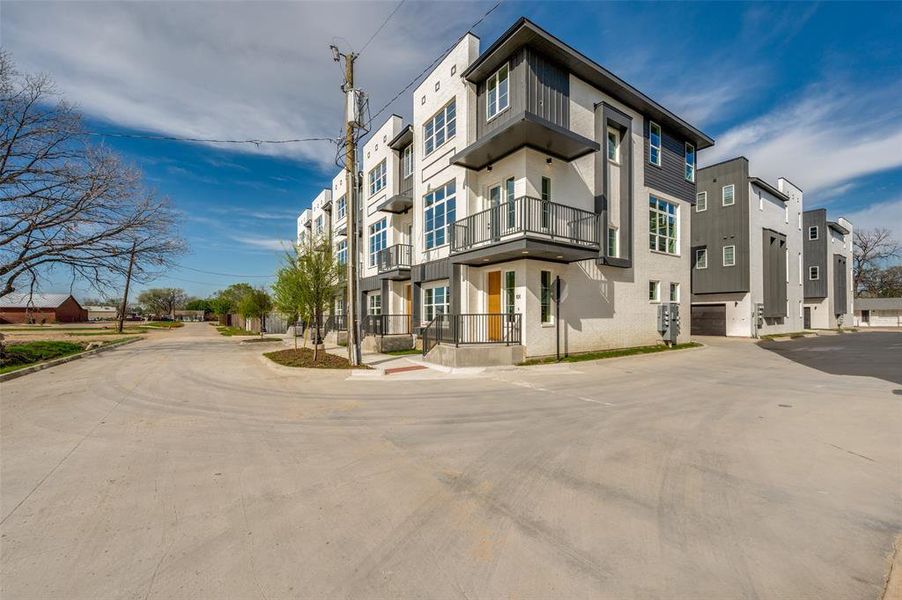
[657,303,680,344]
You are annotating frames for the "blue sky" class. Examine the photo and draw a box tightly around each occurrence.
[3,1,900,299]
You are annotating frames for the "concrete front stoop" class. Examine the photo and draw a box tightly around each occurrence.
[424,344,526,368]
[361,334,415,353]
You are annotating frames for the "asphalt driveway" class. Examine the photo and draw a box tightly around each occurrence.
[2,324,900,598]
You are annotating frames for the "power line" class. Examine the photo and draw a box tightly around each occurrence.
[84,131,340,147]
[366,0,503,128]
[174,265,274,279]
[359,0,406,55]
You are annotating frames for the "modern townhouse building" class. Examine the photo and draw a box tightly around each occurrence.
[802,209,853,329]
[690,157,804,337]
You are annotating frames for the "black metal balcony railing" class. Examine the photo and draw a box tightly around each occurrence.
[324,314,348,332]
[450,196,599,254]
[376,244,412,273]
[362,314,412,337]
[422,313,522,356]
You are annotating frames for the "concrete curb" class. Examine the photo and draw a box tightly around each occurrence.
[0,336,144,382]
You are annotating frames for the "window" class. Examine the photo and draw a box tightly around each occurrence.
[696,191,707,212]
[695,248,708,269]
[722,184,735,206]
[424,286,448,322]
[424,180,456,249]
[723,245,736,267]
[368,294,382,315]
[799,253,803,285]
[608,226,619,258]
[368,159,386,196]
[424,100,456,156]
[809,266,820,280]
[670,282,680,303]
[649,195,679,255]
[402,145,413,178]
[607,127,620,163]
[541,270,553,324]
[649,122,662,166]
[368,218,387,267]
[648,280,661,303]
[808,226,819,240]
[486,64,510,120]
[315,215,323,235]
[504,271,515,315]
[684,143,696,182]
[335,240,347,265]
[336,195,346,221]
[541,177,551,229]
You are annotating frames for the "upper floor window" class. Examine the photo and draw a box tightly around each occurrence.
[402,145,413,178]
[504,271,516,315]
[669,282,680,303]
[808,226,819,240]
[649,195,679,255]
[315,215,323,235]
[368,218,387,267]
[809,266,820,280]
[336,195,346,221]
[684,143,696,182]
[486,64,510,120]
[696,191,707,212]
[722,184,735,206]
[649,122,662,166]
[335,239,347,265]
[695,248,708,269]
[424,100,456,156]
[723,245,736,267]
[607,127,621,163]
[368,159,386,196]
[424,180,456,249]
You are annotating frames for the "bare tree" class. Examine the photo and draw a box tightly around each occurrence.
[853,228,901,296]
[137,288,188,319]
[0,51,184,300]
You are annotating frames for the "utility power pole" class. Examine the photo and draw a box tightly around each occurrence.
[117,240,137,334]
[332,45,362,366]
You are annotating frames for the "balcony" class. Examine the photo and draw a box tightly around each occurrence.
[376,243,412,279]
[422,313,522,356]
[450,196,599,265]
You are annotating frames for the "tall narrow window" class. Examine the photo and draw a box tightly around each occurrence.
[486,63,510,120]
[541,177,551,229]
[402,145,413,178]
[696,191,707,212]
[424,100,456,156]
[336,195,347,220]
[540,271,553,324]
[670,282,680,303]
[336,240,347,265]
[684,143,696,182]
[607,127,620,163]
[695,248,708,269]
[648,280,661,302]
[368,218,387,267]
[649,122,662,166]
[649,195,679,255]
[368,159,386,196]
[722,184,735,206]
[808,226,819,240]
[505,177,516,230]
[809,266,820,280]
[504,271,516,315]
[424,180,456,249]
[608,226,619,258]
[723,245,736,267]
[368,294,382,315]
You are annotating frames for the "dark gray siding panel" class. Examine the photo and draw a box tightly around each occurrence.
[644,119,696,204]
[833,253,848,314]
[360,275,382,292]
[803,209,828,298]
[413,258,451,283]
[691,158,750,294]
[762,229,787,318]
[477,49,527,139]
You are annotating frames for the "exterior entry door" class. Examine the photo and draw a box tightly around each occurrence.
[803,306,811,329]
[487,271,501,341]
[405,285,412,331]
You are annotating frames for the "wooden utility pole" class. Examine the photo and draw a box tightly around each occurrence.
[117,241,137,334]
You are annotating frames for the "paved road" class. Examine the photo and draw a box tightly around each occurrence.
[2,324,900,599]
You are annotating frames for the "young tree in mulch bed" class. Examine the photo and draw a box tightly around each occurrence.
[263,348,366,369]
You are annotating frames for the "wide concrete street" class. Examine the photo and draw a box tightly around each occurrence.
[2,323,900,599]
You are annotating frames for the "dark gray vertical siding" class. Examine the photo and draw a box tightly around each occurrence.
[644,120,696,204]
[412,257,451,283]
[476,50,526,138]
[802,209,828,298]
[762,229,787,318]
[691,158,750,294]
[833,254,848,314]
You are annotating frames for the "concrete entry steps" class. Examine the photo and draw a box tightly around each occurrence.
[425,343,525,368]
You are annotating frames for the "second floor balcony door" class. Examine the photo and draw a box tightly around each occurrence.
[488,178,516,242]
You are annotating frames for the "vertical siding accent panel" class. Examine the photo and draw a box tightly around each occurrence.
[524,48,569,128]
[644,119,695,204]
[802,209,828,298]
[833,254,848,314]
[762,230,787,318]
[477,49,526,139]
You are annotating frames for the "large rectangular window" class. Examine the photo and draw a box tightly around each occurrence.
[335,239,347,265]
[504,271,515,315]
[424,100,456,156]
[368,159,386,196]
[723,245,736,267]
[402,145,413,178]
[684,142,696,182]
[368,218,387,267]
[722,184,735,206]
[368,294,382,315]
[649,122,662,166]
[424,286,448,322]
[336,195,346,221]
[424,180,456,249]
[486,64,510,120]
[315,215,323,235]
[540,270,553,324]
[649,195,679,255]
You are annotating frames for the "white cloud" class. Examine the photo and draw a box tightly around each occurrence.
[845,197,902,242]
[231,236,293,252]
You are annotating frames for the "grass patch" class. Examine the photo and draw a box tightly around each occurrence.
[383,348,421,356]
[66,329,147,336]
[241,337,282,343]
[216,326,256,336]
[1,340,86,374]
[141,321,184,328]
[520,342,702,366]
[263,348,368,369]
[760,331,810,340]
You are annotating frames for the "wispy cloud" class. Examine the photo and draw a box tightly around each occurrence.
[845,197,902,241]
[231,236,293,252]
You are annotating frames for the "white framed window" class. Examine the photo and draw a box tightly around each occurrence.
[684,142,696,182]
[402,145,413,178]
[335,239,347,265]
[424,99,456,156]
[424,286,448,322]
[648,280,661,303]
[809,266,820,280]
[368,294,382,315]
[336,195,346,221]
[368,218,387,267]
[504,271,516,315]
[486,63,510,120]
[541,270,554,324]
[808,226,819,240]
[368,159,386,196]
[669,282,680,303]
[695,248,708,269]
[607,226,619,258]
[723,245,736,267]
[696,191,707,212]
[648,121,662,166]
[424,180,456,249]
[649,195,679,255]
[607,127,620,163]
[722,184,735,206]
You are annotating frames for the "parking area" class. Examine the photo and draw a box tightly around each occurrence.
[1,323,900,598]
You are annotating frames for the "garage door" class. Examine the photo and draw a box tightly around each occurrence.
[691,304,726,336]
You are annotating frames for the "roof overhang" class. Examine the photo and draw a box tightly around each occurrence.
[451,112,599,170]
[378,268,411,281]
[462,17,715,150]
[450,238,598,267]
[828,221,850,235]
[388,125,413,151]
[749,177,790,202]
[377,193,413,214]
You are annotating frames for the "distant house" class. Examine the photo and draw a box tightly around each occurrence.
[84,305,119,321]
[173,310,205,322]
[0,293,88,324]
[854,297,902,328]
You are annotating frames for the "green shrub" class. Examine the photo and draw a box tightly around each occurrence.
[1,341,85,368]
